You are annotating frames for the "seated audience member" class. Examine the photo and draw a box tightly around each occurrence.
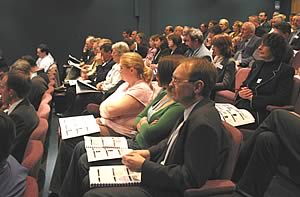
[234,22,261,68]
[258,11,272,33]
[131,30,138,41]
[273,22,294,64]
[288,14,300,51]
[124,38,148,58]
[80,38,111,79]
[58,55,186,197]
[174,25,184,38]
[204,25,223,50]
[167,34,186,55]
[199,23,208,39]
[219,18,232,34]
[248,15,268,37]
[0,49,9,78]
[164,25,174,36]
[122,29,132,40]
[49,52,153,195]
[184,27,212,61]
[21,55,50,84]
[136,32,149,50]
[0,71,39,162]
[229,20,243,40]
[10,59,48,110]
[211,34,236,98]
[82,57,230,197]
[151,34,170,64]
[36,43,55,72]
[81,36,96,64]
[0,112,27,197]
[232,110,300,197]
[62,41,129,117]
[235,33,295,128]
[145,34,158,62]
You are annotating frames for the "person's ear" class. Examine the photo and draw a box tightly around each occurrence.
[193,80,204,94]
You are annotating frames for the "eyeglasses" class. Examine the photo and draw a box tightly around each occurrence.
[171,76,197,84]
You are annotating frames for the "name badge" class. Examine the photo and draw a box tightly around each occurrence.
[256,78,262,83]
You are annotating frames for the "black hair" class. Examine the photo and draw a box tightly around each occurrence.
[262,33,288,62]
[100,43,112,53]
[37,43,50,55]
[273,22,291,35]
[167,34,182,47]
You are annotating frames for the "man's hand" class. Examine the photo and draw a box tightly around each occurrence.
[122,151,149,171]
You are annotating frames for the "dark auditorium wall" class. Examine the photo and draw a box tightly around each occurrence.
[0,0,291,67]
[0,0,137,66]
[149,0,291,34]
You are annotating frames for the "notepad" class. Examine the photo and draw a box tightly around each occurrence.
[84,136,131,162]
[89,165,141,187]
[76,80,99,94]
[59,115,100,140]
[215,103,255,127]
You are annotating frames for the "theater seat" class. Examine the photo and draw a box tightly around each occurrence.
[184,122,243,197]
[22,140,44,179]
[266,76,300,112]
[23,176,38,197]
[215,68,251,104]
[30,117,48,143]
[37,103,51,120]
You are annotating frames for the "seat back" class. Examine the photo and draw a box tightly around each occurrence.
[22,140,44,178]
[37,103,51,120]
[220,122,243,179]
[30,117,48,143]
[289,76,300,105]
[40,92,53,105]
[23,176,38,197]
[235,68,251,90]
[292,51,300,71]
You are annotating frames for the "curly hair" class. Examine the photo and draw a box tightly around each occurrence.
[261,33,287,62]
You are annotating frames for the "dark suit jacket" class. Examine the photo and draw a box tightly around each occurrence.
[90,59,115,85]
[10,98,39,162]
[214,57,236,91]
[289,31,300,51]
[234,35,261,67]
[235,60,295,124]
[29,75,48,110]
[136,44,149,58]
[141,99,230,196]
[152,48,171,64]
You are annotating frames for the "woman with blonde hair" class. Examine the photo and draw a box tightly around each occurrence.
[98,52,153,137]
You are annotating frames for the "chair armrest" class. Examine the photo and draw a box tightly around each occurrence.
[184,180,235,197]
[266,105,294,112]
[215,90,236,104]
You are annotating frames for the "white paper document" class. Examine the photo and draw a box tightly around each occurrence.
[89,165,141,187]
[215,103,255,127]
[59,115,100,140]
[84,136,131,162]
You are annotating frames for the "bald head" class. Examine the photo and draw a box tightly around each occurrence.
[241,22,256,40]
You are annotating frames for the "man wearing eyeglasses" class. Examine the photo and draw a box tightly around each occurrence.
[83,58,230,197]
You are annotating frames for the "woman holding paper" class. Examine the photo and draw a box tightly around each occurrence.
[58,55,186,197]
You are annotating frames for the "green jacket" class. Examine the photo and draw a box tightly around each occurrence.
[134,90,184,148]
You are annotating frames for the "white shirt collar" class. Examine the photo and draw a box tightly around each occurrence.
[8,98,24,115]
[183,100,200,121]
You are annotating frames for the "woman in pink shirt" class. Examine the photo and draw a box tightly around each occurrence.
[98,52,153,138]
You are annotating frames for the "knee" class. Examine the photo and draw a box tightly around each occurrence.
[256,132,279,149]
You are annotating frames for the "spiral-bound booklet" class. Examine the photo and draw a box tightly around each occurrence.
[89,165,141,187]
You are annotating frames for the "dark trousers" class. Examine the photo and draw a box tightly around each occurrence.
[232,110,300,197]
